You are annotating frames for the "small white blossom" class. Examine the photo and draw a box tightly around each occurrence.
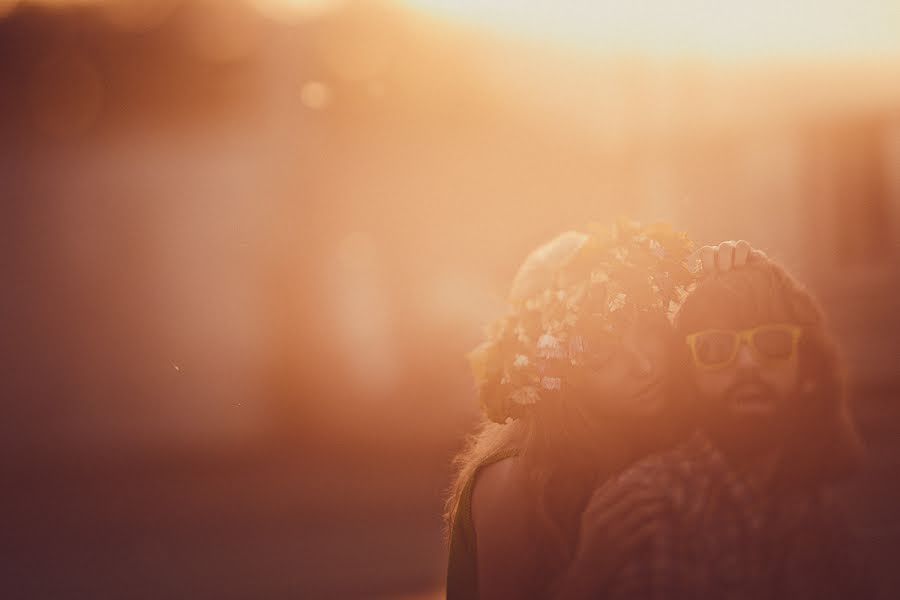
[591,270,609,284]
[512,354,530,368]
[515,325,531,346]
[511,386,540,406]
[537,333,560,350]
[569,335,586,354]
[608,292,627,312]
[649,239,665,258]
[566,284,587,308]
[540,376,562,391]
[537,332,565,359]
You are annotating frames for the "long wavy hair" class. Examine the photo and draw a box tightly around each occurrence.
[443,231,690,586]
[673,255,864,489]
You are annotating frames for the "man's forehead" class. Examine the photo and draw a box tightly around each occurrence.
[696,312,789,331]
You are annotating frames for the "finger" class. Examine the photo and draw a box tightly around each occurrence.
[733,240,751,267]
[583,474,650,509]
[601,512,662,556]
[749,248,768,262]
[582,481,655,518]
[583,490,666,533]
[715,241,736,272]
[699,245,716,274]
[581,519,658,579]
[606,519,659,551]
[610,495,667,529]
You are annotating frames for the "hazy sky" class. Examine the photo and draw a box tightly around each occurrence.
[403,0,900,62]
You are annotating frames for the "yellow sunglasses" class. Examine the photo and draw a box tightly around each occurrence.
[685,323,803,370]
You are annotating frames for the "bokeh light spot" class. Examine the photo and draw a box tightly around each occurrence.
[300,80,332,110]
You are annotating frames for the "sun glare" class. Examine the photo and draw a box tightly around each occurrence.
[402,0,900,62]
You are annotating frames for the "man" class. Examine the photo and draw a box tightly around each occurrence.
[559,250,869,599]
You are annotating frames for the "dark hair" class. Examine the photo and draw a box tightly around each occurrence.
[674,256,864,488]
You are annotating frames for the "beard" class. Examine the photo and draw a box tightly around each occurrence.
[697,372,791,460]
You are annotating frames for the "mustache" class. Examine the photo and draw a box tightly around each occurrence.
[722,370,777,399]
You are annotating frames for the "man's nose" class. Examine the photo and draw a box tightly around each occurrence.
[734,341,759,368]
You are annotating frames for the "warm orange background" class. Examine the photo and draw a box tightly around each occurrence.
[2,1,898,598]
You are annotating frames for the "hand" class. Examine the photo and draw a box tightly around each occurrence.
[564,479,668,590]
[690,240,767,274]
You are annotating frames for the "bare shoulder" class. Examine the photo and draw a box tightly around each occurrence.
[470,456,539,599]
[471,456,530,537]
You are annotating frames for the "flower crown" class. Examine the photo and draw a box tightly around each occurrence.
[467,218,697,424]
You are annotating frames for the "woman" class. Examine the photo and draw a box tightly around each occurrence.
[444,219,758,599]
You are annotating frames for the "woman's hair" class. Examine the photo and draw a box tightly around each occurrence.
[674,255,864,488]
[443,229,689,584]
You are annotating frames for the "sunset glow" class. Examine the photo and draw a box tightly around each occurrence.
[402,0,900,62]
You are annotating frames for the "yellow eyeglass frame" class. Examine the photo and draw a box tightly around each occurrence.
[685,323,803,370]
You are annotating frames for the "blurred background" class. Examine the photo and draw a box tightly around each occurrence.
[1,0,898,598]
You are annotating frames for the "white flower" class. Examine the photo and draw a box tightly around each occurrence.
[649,239,665,258]
[514,324,531,346]
[537,332,565,359]
[566,284,587,308]
[538,332,559,348]
[608,292,627,312]
[512,354,530,368]
[569,334,586,354]
[590,270,609,284]
[511,386,540,406]
[540,376,561,391]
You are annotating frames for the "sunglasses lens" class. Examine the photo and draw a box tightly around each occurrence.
[753,327,794,359]
[694,331,735,366]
